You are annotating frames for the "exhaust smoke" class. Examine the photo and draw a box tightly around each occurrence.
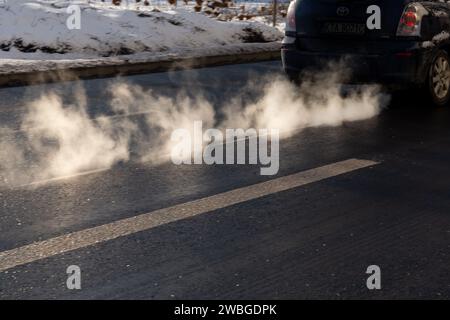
[0,66,389,187]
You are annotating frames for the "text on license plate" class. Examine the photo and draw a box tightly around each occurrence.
[322,22,366,35]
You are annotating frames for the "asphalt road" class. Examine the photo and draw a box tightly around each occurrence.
[0,61,449,299]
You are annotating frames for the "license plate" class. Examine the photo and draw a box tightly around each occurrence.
[322,22,366,35]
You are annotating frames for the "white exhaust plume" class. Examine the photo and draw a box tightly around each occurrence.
[108,82,216,163]
[22,92,131,178]
[221,77,386,135]
[0,67,389,187]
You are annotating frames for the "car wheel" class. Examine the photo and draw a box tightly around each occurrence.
[427,50,450,107]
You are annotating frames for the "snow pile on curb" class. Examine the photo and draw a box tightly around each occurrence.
[0,42,281,75]
[0,0,282,62]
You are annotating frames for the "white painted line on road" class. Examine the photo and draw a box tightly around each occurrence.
[16,167,111,188]
[0,158,378,272]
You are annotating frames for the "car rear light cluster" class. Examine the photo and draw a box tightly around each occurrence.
[397,2,428,37]
[285,0,296,33]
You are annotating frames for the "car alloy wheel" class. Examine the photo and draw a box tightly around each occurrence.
[428,51,450,106]
[432,56,450,99]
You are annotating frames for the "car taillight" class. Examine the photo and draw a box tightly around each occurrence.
[285,0,296,32]
[396,3,428,37]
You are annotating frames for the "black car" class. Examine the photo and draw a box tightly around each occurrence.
[282,0,450,106]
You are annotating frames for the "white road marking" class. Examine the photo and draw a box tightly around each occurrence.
[16,167,110,188]
[0,158,378,272]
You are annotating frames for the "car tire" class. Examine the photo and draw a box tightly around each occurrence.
[426,50,450,107]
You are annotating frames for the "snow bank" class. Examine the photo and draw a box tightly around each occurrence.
[0,42,281,76]
[0,0,282,60]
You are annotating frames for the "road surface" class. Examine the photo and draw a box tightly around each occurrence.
[0,61,448,299]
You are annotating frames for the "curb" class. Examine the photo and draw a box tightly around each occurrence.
[0,50,281,88]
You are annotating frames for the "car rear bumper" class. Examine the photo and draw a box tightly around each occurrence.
[281,41,432,87]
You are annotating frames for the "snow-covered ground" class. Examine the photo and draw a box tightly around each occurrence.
[0,0,283,74]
